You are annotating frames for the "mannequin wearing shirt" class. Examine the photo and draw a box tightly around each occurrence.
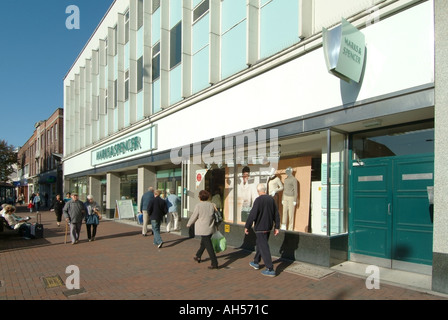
[267,167,283,201]
[281,167,298,230]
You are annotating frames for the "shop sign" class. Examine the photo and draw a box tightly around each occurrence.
[323,18,366,83]
[91,125,157,166]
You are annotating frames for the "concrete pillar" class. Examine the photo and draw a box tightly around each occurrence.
[137,166,156,211]
[433,0,448,294]
[106,173,121,218]
[88,176,102,204]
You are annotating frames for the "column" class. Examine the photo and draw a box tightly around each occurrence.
[137,166,156,211]
[106,173,121,218]
[433,0,448,294]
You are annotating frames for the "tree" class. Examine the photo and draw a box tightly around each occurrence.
[0,140,17,181]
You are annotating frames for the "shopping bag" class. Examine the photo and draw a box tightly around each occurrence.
[211,230,227,253]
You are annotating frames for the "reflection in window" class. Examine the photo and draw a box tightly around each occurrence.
[353,122,434,160]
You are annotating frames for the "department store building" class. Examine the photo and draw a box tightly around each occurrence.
[63,0,448,293]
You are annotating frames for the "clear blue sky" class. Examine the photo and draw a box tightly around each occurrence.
[0,0,115,149]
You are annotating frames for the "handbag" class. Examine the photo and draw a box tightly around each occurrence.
[86,214,99,225]
[213,210,223,224]
[211,230,227,253]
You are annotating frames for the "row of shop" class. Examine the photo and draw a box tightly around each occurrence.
[63,0,439,288]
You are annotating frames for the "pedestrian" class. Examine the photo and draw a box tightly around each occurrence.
[244,183,280,277]
[33,192,41,213]
[84,195,101,242]
[63,193,86,244]
[166,189,180,232]
[64,192,71,203]
[147,189,167,248]
[50,194,65,227]
[139,187,154,236]
[28,193,36,213]
[186,190,219,270]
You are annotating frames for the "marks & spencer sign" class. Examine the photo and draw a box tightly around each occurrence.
[91,125,157,166]
[323,19,366,83]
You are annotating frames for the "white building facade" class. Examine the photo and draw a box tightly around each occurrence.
[64,0,448,293]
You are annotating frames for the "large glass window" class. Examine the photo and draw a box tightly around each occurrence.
[194,129,348,236]
[352,122,435,160]
[120,172,138,204]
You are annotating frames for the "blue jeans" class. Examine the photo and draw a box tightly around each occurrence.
[151,220,162,245]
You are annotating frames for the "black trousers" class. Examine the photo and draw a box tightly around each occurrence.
[254,232,273,270]
[196,235,218,267]
[86,224,98,240]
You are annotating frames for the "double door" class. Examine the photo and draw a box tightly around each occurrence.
[350,154,434,269]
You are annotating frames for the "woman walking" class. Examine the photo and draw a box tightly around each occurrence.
[50,194,65,227]
[187,190,219,269]
[84,195,101,241]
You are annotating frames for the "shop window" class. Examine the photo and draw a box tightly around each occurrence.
[352,121,434,160]
[120,173,138,204]
[221,130,347,235]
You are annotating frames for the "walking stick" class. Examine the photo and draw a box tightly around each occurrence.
[64,221,68,244]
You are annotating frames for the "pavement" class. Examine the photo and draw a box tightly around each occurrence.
[1,205,447,307]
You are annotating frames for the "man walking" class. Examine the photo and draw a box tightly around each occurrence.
[244,183,280,277]
[63,193,86,244]
[147,189,168,248]
[140,187,154,236]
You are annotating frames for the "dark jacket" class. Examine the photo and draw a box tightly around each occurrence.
[244,194,280,232]
[147,196,168,222]
[50,198,65,214]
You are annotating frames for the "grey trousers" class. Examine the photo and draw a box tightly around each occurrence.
[70,222,82,243]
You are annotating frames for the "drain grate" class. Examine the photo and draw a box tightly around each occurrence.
[63,287,86,297]
[42,275,65,289]
[284,263,335,280]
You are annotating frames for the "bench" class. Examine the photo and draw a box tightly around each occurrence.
[0,216,18,233]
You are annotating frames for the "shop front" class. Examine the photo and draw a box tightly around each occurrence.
[179,128,349,267]
[349,121,434,274]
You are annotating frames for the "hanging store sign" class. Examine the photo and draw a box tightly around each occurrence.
[323,18,366,83]
[91,125,157,166]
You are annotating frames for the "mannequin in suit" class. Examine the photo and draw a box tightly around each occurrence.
[281,167,298,230]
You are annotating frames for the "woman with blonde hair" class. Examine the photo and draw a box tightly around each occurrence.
[3,205,32,239]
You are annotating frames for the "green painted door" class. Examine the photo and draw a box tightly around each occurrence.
[350,154,434,265]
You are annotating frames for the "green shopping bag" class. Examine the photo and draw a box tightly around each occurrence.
[211,230,227,253]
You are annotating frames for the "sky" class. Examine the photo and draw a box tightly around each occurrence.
[0,0,115,149]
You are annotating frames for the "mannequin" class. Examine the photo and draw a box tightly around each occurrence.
[267,167,283,199]
[281,167,298,230]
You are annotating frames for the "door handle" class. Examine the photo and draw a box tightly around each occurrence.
[388,203,392,215]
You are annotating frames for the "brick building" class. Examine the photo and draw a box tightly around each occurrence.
[16,108,64,205]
